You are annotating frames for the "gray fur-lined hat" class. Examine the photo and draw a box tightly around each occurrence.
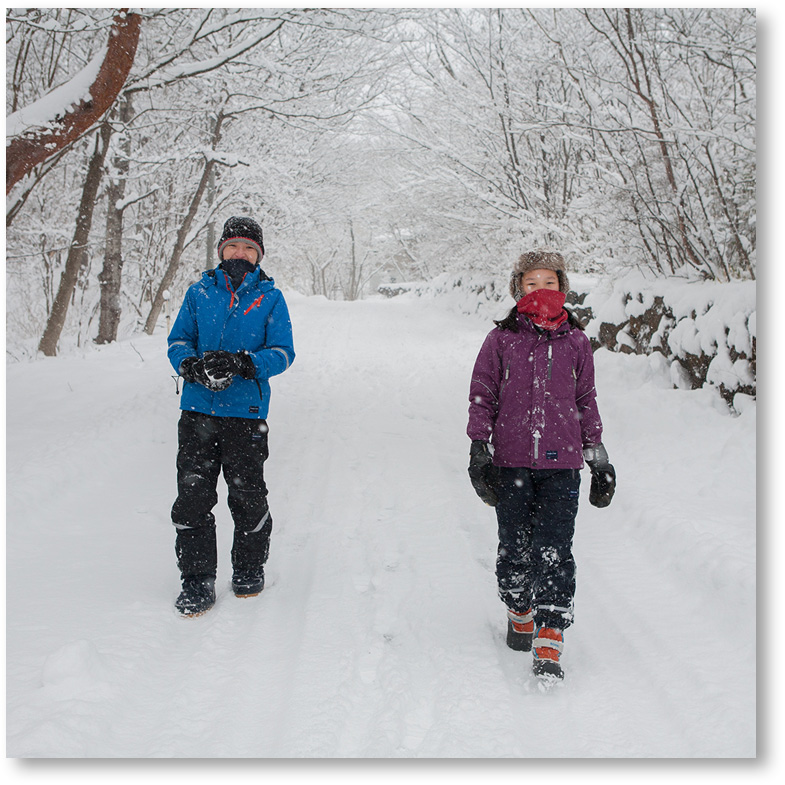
[509,250,570,300]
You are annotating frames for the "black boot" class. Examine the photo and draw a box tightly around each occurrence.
[532,658,564,680]
[232,569,264,598]
[175,575,216,617]
[506,608,534,651]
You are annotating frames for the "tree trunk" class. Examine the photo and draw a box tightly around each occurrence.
[6,10,141,194]
[37,124,112,356]
[621,9,708,277]
[346,220,359,300]
[205,166,216,269]
[95,95,134,344]
[143,112,226,335]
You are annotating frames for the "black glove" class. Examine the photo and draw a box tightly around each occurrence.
[202,350,256,380]
[179,356,232,392]
[468,440,499,507]
[583,444,616,508]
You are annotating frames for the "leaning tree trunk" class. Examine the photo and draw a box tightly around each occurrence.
[6,10,140,194]
[37,124,112,356]
[143,112,226,335]
[95,94,134,344]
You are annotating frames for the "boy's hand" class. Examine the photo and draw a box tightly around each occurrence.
[179,356,232,391]
[203,350,256,380]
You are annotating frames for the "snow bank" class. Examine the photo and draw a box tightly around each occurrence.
[378,271,507,322]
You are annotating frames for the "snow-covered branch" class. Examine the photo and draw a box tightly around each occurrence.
[6,9,142,194]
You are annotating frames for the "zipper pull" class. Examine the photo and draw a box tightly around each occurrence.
[243,295,265,315]
[533,429,541,460]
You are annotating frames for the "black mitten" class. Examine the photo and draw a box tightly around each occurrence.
[179,356,232,392]
[203,350,256,380]
[583,444,616,508]
[468,440,499,507]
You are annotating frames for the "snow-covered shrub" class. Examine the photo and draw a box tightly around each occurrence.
[378,271,507,321]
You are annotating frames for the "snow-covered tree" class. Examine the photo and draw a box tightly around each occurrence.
[5,8,756,356]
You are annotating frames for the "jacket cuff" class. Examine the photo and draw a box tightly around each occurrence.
[238,351,257,380]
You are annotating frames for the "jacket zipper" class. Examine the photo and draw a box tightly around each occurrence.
[498,360,511,397]
[475,379,498,404]
[547,335,553,380]
[218,272,265,404]
[225,275,237,309]
[538,335,552,462]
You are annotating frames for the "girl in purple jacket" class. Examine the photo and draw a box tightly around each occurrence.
[467,250,616,684]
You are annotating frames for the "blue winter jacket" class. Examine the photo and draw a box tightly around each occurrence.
[167,266,295,420]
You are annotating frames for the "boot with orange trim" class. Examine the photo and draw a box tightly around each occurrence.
[506,607,534,651]
[532,626,564,682]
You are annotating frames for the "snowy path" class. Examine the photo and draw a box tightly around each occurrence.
[6,293,755,758]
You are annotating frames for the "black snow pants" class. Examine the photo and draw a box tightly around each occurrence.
[172,411,272,580]
[494,466,580,631]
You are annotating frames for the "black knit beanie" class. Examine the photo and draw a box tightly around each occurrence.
[217,216,264,263]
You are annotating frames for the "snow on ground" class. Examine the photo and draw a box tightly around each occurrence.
[6,292,755,759]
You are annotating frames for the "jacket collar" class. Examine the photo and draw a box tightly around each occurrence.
[201,266,274,292]
[517,311,571,337]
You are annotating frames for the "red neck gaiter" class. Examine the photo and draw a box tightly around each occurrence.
[516,288,568,330]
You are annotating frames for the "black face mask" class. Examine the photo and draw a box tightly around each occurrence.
[220,257,256,289]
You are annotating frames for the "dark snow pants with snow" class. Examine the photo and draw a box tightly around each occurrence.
[494,466,580,631]
[172,411,273,581]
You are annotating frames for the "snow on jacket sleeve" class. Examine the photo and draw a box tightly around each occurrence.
[245,290,295,379]
[467,330,502,441]
[167,287,198,375]
[574,331,603,448]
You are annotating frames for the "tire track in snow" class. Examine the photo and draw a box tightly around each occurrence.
[260,297,523,755]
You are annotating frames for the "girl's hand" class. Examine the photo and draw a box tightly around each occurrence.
[468,440,499,506]
[583,444,616,507]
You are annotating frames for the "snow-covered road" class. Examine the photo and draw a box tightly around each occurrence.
[6,292,755,758]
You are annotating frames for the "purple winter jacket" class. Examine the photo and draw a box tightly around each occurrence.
[467,313,603,469]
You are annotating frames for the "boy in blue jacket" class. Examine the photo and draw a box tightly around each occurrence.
[167,216,295,617]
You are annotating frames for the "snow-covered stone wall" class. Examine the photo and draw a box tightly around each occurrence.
[380,271,756,410]
[580,272,756,410]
